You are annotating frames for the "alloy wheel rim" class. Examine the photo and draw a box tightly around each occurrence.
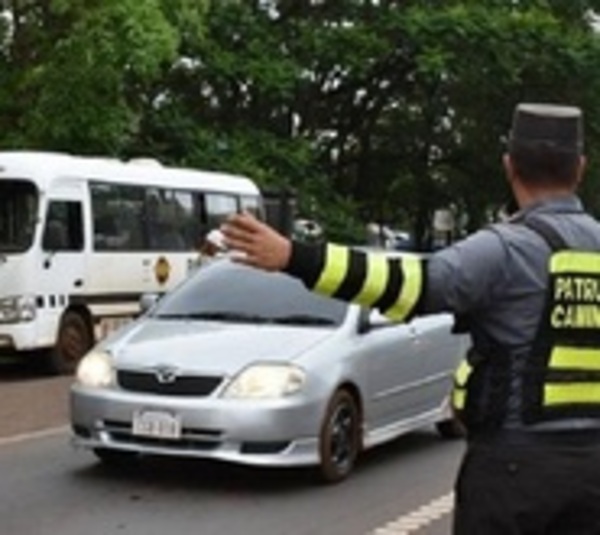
[328,402,355,472]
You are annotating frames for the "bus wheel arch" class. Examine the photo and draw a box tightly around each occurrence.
[49,306,94,375]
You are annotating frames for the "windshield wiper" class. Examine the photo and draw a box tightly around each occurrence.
[271,314,337,326]
[154,311,271,323]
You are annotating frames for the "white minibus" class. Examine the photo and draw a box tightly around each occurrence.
[0,151,263,373]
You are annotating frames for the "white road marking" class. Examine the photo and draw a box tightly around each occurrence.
[368,492,454,535]
[0,425,69,447]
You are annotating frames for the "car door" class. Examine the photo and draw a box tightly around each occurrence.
[407,313,463,414]
[359,309,425,429]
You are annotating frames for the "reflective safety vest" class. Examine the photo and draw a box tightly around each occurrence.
[309,243,425,322]
[462,219,600,429]
[523,249,600,423]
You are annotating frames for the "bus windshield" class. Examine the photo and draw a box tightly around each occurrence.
[0,179,38,253]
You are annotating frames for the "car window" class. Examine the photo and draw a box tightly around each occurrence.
[153,260,349,327]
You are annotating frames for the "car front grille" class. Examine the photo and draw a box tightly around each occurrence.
[117,370,223,396]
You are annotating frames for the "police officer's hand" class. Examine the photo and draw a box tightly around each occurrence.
[221,212,292,271]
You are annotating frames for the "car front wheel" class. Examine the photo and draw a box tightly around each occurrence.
[318,389,361,483]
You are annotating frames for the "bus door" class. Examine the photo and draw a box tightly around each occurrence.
[38,196,86,319]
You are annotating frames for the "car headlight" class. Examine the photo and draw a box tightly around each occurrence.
[222,363,306,399]
[76,350,114,388]
[0,295,37,324]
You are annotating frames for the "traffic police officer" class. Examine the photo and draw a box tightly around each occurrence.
[222,103,600,534]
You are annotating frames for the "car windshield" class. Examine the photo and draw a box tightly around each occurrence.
[0,179,38,253]
[152,260,348,327]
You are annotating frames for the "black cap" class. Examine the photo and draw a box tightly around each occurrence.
[508,103,583,153]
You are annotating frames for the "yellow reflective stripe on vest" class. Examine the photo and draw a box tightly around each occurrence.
[452,388,467,411]
[549,346,600,371]
[550,251,600,274]
[385,256,423,322]
[451,360,471,411]
[544,383,600,406]
[454,359,472,386]
[314,244,349,295]
[542,250,600,412]
[354,253,388,305]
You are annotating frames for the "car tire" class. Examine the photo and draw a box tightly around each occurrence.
[93,448,138,466]
[435,418,466,439]
[49,310,93,375]
[317,389,361,484]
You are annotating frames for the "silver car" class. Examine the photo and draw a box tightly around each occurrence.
[71,259,467,482]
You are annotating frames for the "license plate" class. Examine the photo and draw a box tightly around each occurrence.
[132,410,182,440]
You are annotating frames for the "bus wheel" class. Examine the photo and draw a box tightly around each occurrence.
[50,311,93,375]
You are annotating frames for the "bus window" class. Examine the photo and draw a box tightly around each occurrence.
[42,201,84,251]
[205,193,237,230]
[92,183,254,252]
[91,183,144,251]
[170,190,197,249]
[0,179,38,254]
[240,195,263,218]
[143,188,189,251]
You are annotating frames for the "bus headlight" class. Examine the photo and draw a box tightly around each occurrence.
[222,363,306,399]
[0,295,37,324]
[76,351,114,388]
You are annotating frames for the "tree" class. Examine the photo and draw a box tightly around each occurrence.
[2,0,600,244]
[0,0,200,152]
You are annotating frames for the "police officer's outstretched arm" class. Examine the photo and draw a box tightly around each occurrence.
[222,212,427,323]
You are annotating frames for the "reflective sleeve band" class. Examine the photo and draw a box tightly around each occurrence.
[544,383,600,406]
[384,256,424,322]
[549,346,600,371]
[550,251,600,274]
[314,244,350,295]
[354,253,388,305]
[312,245,423,321]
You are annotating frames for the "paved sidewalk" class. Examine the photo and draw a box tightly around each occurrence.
[0,375,71,438]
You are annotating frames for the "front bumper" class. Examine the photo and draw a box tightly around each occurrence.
[0,322,43,350]
[70,384,325,467]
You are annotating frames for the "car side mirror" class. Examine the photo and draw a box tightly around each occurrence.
[358,308,396,334]
[358,308,371,334]
[139,293,160,314]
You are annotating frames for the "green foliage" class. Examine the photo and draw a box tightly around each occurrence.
[1,0,600,243]
[0,0,181,152]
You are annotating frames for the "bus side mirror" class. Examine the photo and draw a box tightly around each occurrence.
[139,293,160,314]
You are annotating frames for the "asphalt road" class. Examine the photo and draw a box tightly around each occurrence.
[0,358,465,535]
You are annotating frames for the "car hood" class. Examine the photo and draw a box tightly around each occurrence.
[109,319,336,374]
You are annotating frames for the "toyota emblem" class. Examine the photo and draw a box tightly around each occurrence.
[154,365,178,384]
